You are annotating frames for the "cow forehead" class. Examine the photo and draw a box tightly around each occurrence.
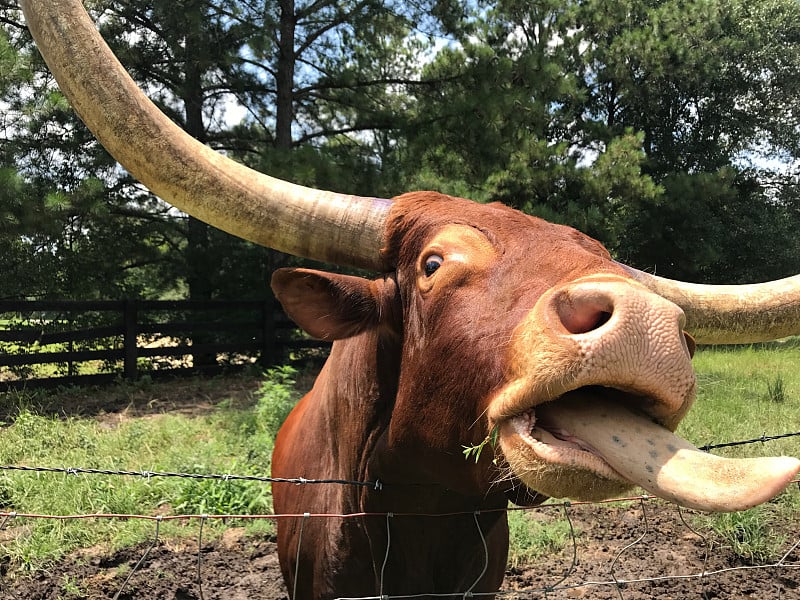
[385,192,613,274]
[387,201,631,371]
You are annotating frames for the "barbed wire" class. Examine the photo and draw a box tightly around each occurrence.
[0,464,383,489]
[699,430,800,451]
[1,429,798,488]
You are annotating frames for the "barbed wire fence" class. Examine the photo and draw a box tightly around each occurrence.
[0,432,799,600]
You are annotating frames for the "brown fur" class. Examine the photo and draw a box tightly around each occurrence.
[270,192,677,599]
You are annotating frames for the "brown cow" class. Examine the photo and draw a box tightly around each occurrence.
[21,2,800,599]
[269,193,796,597]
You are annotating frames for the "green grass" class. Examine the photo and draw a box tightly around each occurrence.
[0,345,798,573]
[702,508,786,563]
[0,367,300,572]
[0,410,267,570]
[681,341,800,456]
[507,509,575,569]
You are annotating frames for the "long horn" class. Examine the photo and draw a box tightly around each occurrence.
[623,266,800,344]
[20,0,391,271]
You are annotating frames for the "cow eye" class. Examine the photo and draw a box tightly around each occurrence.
[424,254,443,277]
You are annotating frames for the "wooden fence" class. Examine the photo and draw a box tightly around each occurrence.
[0,299,329,389]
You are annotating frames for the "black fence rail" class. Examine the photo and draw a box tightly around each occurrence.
[0,299,329,389]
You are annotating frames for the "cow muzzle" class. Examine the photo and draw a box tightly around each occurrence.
[489,275,800,512]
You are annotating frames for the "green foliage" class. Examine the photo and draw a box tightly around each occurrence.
[254,365,300,444]
[681,343,800,456]
[462,426,499,464]
[0,0,440,301]
[567,0,800,281]
[0,371,302,569]
[169,365,299,514]
[59,574,87,598]
[399,0,800,284]
[487,131,663,248]
[765,375,787,404]
[3,0,800,298]
[172,463,270,515]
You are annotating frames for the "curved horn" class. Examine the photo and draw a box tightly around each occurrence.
[20,0,391,271]
[623,266,800,344]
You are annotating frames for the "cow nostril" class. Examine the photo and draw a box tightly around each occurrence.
[557,298,613,335]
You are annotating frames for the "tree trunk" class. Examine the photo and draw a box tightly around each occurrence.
[275,0,296,151]
[183,0,216,367]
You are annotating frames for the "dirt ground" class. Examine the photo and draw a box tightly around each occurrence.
[0,376,797,599]
[0,500,797,599]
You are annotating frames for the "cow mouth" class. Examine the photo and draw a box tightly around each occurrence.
[497,387,800,512]
[500,387,644,491]
[505,390,628,482]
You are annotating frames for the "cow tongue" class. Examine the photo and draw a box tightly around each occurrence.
[536,395,800,512]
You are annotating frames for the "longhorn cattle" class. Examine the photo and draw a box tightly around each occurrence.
[21,2,800,599]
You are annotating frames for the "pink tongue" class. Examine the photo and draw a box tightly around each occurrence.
[537,397,800,512]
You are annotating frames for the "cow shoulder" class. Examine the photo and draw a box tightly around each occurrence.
[271,268,400,341]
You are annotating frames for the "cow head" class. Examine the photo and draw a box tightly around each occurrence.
[22,0,800,515]
[271,191,797,512]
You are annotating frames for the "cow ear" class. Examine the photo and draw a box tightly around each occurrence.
[271,268,396,341]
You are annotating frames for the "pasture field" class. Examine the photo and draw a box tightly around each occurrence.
[0,345,797,597]
[0,370,287,572]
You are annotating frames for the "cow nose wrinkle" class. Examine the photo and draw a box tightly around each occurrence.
[556,294,613,335]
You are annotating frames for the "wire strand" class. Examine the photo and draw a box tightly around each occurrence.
[0,464,381,488]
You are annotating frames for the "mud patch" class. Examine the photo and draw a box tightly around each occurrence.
[0,534,286,600]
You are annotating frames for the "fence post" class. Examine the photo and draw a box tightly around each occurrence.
[259,299,276,367]
[123,299,138,379]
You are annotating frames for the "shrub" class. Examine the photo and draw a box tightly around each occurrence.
[254,365,300,444]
